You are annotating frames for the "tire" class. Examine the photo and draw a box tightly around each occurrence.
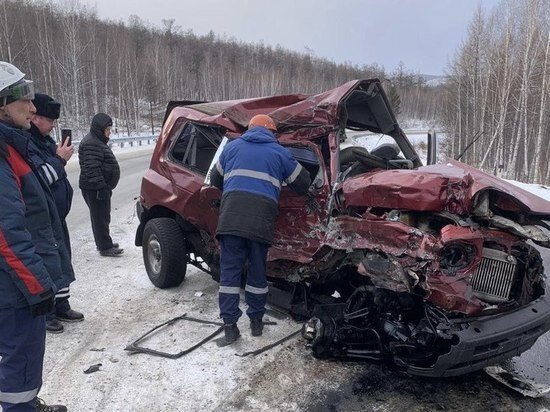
[142,218,187,288]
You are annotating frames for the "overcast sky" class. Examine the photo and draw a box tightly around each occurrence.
[74,0,501,76]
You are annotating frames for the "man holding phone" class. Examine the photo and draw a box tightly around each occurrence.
[28,93,84,334]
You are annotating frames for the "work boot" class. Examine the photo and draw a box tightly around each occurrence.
[36,397,67,412]
[97,242,119,250]
[46,318,64,334]
[250,318,263,337]
[99,246,124,257]
[57,309,84,322]
[224,323,240,344]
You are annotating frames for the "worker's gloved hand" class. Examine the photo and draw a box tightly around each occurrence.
[96,188,110,200]
[30,291,55,317]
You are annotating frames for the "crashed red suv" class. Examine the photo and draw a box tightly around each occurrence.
[136,79,550,377]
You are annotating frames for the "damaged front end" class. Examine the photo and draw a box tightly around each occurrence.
[303,284,550,376]
[302,167,550,377]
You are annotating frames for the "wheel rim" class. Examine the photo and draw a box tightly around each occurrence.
[147,235,162,275]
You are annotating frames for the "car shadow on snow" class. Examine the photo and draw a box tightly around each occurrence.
[304,362,550,412]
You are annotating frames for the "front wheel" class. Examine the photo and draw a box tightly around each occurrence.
[142,218,187,288]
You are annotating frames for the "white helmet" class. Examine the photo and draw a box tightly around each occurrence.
[0,62,25,93]
[0,61,34,103]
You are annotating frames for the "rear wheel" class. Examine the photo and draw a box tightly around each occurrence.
[142,218,187,288]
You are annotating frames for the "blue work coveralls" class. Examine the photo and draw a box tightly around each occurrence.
[209,126,311,324]
[0,121,69,411]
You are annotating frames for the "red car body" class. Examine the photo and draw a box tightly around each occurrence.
[136,79,550,376]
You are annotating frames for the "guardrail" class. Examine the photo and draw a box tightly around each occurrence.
[72,129,439,149]
[348,129,433,136]
[73,135,157,149]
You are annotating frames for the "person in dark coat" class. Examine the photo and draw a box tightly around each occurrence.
[29,93,83,334]
[0,61,68,412]
[209,114,311,344]
[78,113,123,257]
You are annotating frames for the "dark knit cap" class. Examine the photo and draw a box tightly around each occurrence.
[32,93,61,120]
[91,113,113,131]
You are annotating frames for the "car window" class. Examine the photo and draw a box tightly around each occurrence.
[169,123,223,175]
[343,130,403,156]
[204,136,229,185]
[339,129,414,179]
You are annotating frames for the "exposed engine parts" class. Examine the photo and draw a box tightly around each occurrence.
[302,287,455,370]
[299,243,550,377]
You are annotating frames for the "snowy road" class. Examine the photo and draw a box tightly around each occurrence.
[64,148,151,229]
[39,147,550,411]
[43,147,347,411]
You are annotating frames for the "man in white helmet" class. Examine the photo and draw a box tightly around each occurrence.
[0,61,67,411]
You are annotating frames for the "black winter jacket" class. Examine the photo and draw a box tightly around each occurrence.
[78,113,120,191]
[28,124,74,219]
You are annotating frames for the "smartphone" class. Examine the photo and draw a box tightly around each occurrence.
[61,129,72,146]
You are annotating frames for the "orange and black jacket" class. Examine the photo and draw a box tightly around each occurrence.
[0,121,73,309]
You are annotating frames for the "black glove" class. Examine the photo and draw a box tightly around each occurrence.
[96,188,110,200]
[30,291,55,317]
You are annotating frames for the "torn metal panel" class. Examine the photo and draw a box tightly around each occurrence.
[357,253,416,293]
[342,161,550,218]
[324,215,437,260]
[342,168,472,214]
[488,215,550,244]
[485,366,550,398]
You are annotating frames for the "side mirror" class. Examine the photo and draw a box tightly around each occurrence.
[426,130,437,165]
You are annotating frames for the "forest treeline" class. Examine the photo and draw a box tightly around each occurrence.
[2,0,549,184]
[0,0,440,138]
[442,0,550,183]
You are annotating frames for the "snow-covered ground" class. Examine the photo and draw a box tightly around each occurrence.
[43,142,343,411]
[39,139,550,411]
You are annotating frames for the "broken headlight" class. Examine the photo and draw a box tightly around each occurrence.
[440,243,476,275]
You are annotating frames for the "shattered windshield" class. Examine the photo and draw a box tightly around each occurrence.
[343,130,403,155]
[339,129,416,180]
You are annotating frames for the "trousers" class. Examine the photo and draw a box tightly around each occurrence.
[0,307,45,412]
[81,189,113,251]
[218,235,270,324]
[53,219,72,315]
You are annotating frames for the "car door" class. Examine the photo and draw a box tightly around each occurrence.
[269,144,329,264]
[165,122,223,230]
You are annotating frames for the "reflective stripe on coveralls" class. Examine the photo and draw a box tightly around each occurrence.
[224,168,282,189]
[219,285,240,294]
[219,235,269,324]
[219,285,269,295]
[0,388,39,404]
[245,284,269,294]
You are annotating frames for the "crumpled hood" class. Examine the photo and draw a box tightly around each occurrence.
[342,159,550,217]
